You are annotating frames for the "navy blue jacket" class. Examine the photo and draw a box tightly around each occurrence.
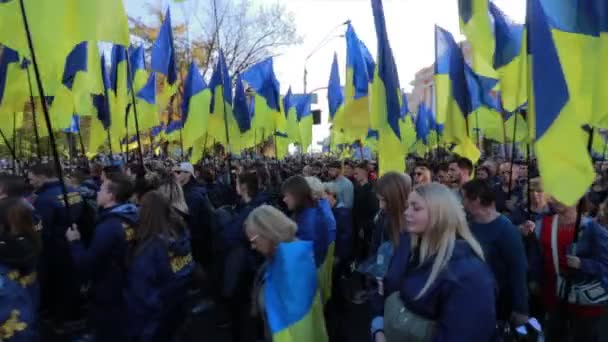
[69,203,138,336]
[372,234,497,342]
[574,219,608,288]
[332,206,353,261]
[125,232,194,341]
[182,179,214,241]
[34,181,84,247]
[0,263,37,342]
[469,215,529,318]
[218,192,270,252]
[295,205,329,267]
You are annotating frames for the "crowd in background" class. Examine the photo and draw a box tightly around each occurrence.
[1,151,607,341]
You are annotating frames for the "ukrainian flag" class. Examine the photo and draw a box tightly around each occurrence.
[151,8,178,113]
[335,22,374,142]
[434,25,480,164]
[88,55,112,155]
[127,46,158,134]
[208,51,240,152]
[243,58,282,139]
[526,0,599,206]
[50,42,87,130]
[370,0,406,175]
[458,0,496,79]
[109,45,128,151]
[283,88,301,148]
[327,52,344,123]
[182,62,210,152]
[264,241,328,342]
[464,64,504,143]
[0,47,29,115]
[0,0,129,100]
[294,94,314,153]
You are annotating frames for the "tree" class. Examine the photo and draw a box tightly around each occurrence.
[128,0,302,76]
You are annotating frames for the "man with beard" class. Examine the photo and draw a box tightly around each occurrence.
[327,161,354,209]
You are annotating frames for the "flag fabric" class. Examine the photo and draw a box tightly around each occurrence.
[151,8,177,85]
[208,51,239,151]
[264,241,328,342]
[294,94,314,153]
[327,52,344,121]
[458,0,496,78]
[132,72,160,132]
[370,0,406,174]
[109,44,128,151]
[336,22,374,141]
[491,3,528,114]
[283,87,302,148]
[233,74,252,133]
[0,0,129,98]
[0,47,29,115]
[526,0,598,206]
[181,62,210,151]
[151,8,178,114]
[89,55,112,154]
[434,25,480,163]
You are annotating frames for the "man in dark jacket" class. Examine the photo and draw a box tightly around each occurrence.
[173,162,215,268]
[353,161,378,262]
[28,163,85,331]
[463,179,529,326]
[66,173,138,340]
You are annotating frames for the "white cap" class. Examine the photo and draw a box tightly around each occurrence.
[177,162,194,175]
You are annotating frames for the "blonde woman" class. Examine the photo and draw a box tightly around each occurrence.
[372,183,496,342]
[246,205,328,342]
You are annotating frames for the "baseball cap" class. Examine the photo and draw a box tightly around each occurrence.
[175,162,195,175]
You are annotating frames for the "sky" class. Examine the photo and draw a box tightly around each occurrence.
[125,0,526,151]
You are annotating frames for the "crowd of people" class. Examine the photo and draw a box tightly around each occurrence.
[1,152,607,341]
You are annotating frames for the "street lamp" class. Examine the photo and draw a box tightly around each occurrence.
[303,20,350,94]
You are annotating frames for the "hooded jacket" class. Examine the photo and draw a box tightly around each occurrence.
[0,235,39,342]
[125,232,194,341]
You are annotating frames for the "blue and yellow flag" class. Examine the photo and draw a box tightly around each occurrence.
[233,74,253,134]
[0,47,29,115]
[242,57,282,138]
[88,55,112,155]
[182,62,210,153]
[370,0,405,174]
[109,45,128,151]
[336,22,375,141]
[327,52,344,122]
[434,25,480,163]
[526,0,598,206]
[458,0,496,79]
[283,87,301,147]
[0,0,129,102]
[294,94,314,153]
[152,8,178,113]
[264,241,328,342]
[208,51,241,151]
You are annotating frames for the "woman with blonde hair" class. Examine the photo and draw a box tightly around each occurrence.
[246,205,328,342]
[371,183,496,342]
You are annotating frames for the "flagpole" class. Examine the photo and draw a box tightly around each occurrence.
[125,53,144,165]
[0,127,17,166]
[77,129,85,157]
[25,65,42,160]
[179,128,185,161]
[508,111,519,199]
[213,0,232,181]
[18,0,72,211]
[12,112,17,172]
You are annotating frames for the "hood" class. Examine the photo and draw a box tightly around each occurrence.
[35,180,62,195]
[0,235,38,270]
[99,203,139,224]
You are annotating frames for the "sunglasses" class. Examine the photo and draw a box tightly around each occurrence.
[173,170,187,174]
